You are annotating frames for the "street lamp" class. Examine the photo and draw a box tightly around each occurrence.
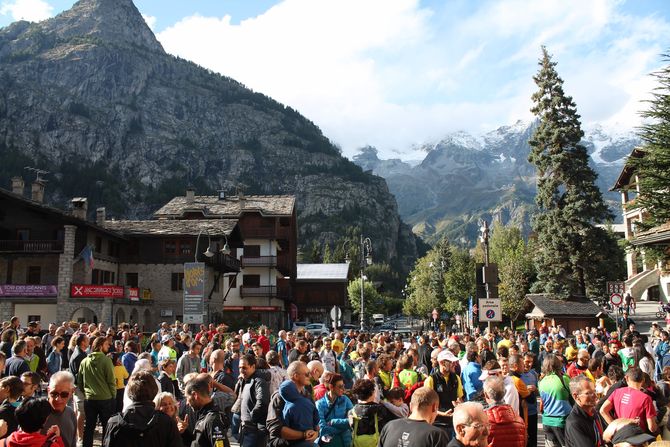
[195,229,215,262]
[344,235,373,331]
[220,234,231,255]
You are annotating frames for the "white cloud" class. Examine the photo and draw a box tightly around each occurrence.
[155,0,669,159]
[0,0,53,22]
[142,13,157,30]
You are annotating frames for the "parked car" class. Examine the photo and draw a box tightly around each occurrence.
[292,321,308,331]
[340,324,358,331]
[305,323,329,336]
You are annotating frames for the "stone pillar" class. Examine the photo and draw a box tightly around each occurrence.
[57,225,77,322]
[0,301,14,322]
[101,299,113,327]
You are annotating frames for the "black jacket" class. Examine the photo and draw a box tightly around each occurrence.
[103,401,182,447]
[351,402,396,437]
[0,400,18,440]
[192,401,228,447]
[69,347,87,381]
[240,370,270,430]
[564,404,605,447]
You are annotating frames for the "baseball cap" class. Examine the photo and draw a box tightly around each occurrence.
[437,350,458,363]
[161,334,173,343]
[479,368,502,381]
[611,424,655,445]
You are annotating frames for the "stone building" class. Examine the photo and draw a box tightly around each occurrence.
[0,177,142,326]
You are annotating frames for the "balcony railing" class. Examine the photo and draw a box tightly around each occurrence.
[241,256,277,268]
[240,285,291,299]
[203,252,241,273]
[0,240,63,253]
[240,285,276,298]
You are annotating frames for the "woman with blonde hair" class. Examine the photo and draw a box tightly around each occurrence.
[153,391,188,434]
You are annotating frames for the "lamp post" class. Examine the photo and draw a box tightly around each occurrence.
[195,229,215,262]
[478,219,491,332]
[345,235,373,332]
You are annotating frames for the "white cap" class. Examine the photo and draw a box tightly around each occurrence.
[479,368,502,381]
[437,350,459,363]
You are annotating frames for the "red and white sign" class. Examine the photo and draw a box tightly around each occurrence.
[71,284,124,298]
[610,293,623,306]
[224,306,245,311]
[128,288,140,301]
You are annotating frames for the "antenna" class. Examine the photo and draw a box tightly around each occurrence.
[24,167,49,183]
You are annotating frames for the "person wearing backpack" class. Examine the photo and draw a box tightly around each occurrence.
[423,350,463,438]
[349,379,396,447]
[103,370,181,447]
[185,374,230,447]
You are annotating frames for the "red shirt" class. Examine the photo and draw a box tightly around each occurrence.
[257,335,271,354]
[608,386,657,432]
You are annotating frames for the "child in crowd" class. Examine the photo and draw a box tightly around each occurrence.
[1,397,64,447]
[112,353,128,412]
[382,387,409,418]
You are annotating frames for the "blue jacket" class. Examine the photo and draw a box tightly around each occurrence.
[279,380,319,431]
[121,352,137,377]
[46,350,62,375]
[461,361,482,400]
[316,394,353,447]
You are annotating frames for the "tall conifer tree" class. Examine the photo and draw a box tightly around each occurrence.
[528,47,612,297]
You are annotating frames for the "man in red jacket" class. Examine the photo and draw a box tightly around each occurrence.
[482,376,526,447]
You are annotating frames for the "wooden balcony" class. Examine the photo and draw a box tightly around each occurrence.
[241,256,277,268]
[202,252,241,273]
[0,240,63,253]
[240,285,291,299]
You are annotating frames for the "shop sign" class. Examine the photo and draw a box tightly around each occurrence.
[0,285,58,297]
[128,288,139,301]
[141,289,152,300]
[183,262,205,324]
[71,284,124,298]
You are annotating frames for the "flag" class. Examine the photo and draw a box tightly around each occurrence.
[77,245,94,269]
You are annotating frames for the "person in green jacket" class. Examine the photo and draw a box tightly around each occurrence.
[77,336,116,447]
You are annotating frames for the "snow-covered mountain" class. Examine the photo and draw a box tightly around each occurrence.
[353,121,639,244]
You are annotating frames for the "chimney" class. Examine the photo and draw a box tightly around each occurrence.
[71,198,88,220]
[10,177,24,196]
[96,207,106,225]
[31,180,45,203]
[186,187,195,204]
[237,187,245,208]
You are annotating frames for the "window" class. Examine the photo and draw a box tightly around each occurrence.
[244,245,261,257]
[95,237,102,253]
[242,275,260,287]
[180,241,192,255]
[92,269,102,285]
[229,274,237,288]
[27,315,41,324]
[126,273,139,288]
[108,241,120,257]
[16,229,30,241]
[171,273,184,291]
[26,266,41,284]
[164,240,177,255]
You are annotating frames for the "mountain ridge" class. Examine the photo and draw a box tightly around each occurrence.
[353,121,638,244]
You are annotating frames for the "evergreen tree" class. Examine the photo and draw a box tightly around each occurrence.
[528,47,612,298]
[442,246,475,313]
[322,243,333,263]
[632,53,670,229]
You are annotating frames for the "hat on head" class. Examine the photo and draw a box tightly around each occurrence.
[611,424,655,445]
[437,350,458,363]
[479,368,502,381]
[161,334,173,343]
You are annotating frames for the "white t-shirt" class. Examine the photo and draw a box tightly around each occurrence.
[504,376,520,416]
[320,349,337,373]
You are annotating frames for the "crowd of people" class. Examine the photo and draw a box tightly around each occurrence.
[0,315,669,447]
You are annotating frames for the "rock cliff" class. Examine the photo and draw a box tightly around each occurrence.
[0,0,420,270]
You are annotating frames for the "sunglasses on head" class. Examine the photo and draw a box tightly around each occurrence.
[49,391,70,399]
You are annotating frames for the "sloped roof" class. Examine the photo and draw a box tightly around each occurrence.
[525,294,601,317]
[632,221,670,246]
[154,195,295,218]
[611,147,645,191]
[103,219,238,236]
[297,263,350,282]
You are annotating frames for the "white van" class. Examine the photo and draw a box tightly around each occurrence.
[372,314,385,326]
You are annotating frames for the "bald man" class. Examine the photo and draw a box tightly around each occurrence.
[379,387,450,447]
[450,402,490,447]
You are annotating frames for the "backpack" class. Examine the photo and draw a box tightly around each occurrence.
[105,411,158,447]
[351,410,379,447]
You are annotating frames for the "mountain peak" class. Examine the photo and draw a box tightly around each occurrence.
[39,0,163,53]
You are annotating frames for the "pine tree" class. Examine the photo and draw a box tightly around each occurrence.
[632,53,670,229]
[528,47,612,298]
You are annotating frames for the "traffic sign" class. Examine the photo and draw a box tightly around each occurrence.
[607,281,625,295]
[479,298,502,322]
[330,305,342,320]
[610,293,623,306]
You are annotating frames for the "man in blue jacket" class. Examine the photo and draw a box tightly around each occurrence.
[460,350,483,401]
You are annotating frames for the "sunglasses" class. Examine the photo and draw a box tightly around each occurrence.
[49,391,71,399]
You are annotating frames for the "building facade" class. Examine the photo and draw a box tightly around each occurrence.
[612,149,670,302]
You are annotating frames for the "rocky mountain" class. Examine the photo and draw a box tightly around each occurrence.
[353,121,639,244]
[0,0,421,270]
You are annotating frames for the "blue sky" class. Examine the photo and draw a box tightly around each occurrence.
[1,0,669,159]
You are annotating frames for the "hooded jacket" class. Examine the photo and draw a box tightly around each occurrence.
[2,430,65,447]
[76,351,115,401]
[240,369,271,430]
[486,404,526,447]
[350,401,396,437]
[103,401,182,447]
